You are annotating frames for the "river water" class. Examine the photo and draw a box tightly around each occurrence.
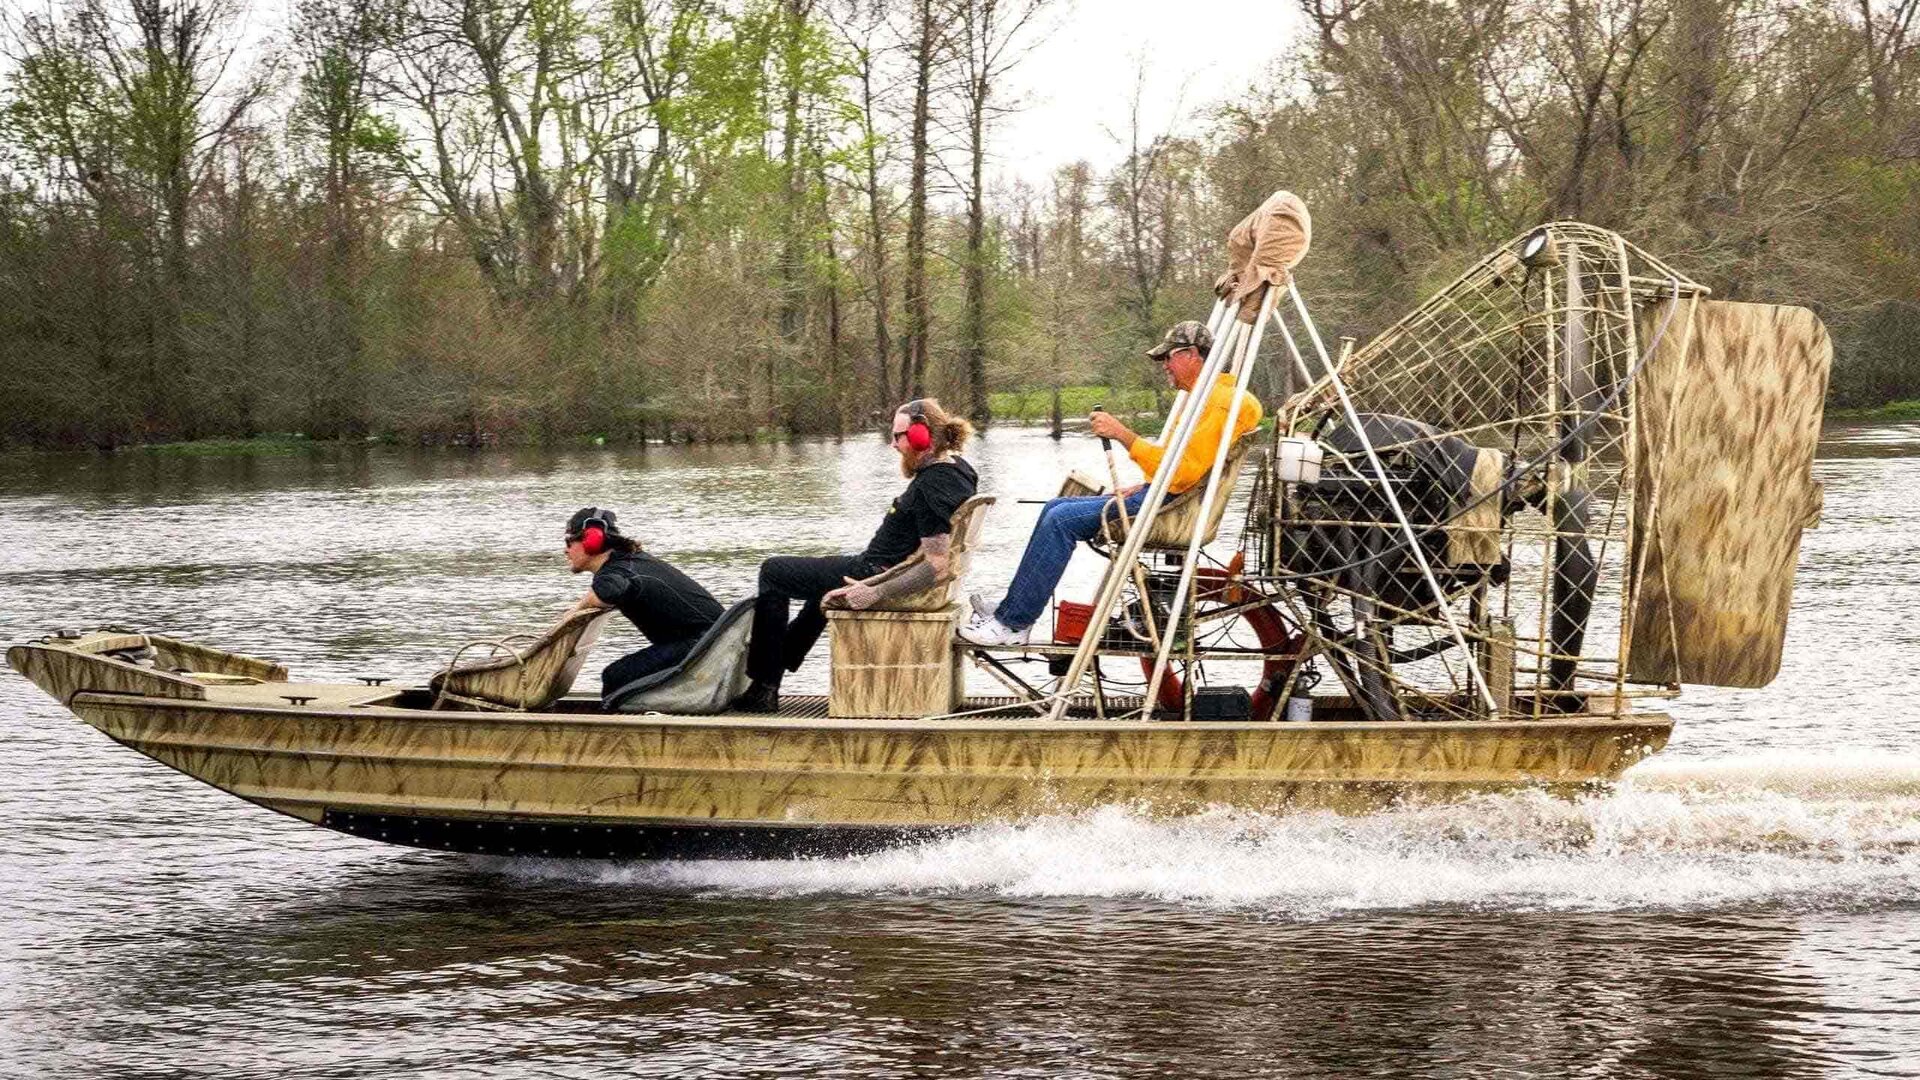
[3,425,1918,1078]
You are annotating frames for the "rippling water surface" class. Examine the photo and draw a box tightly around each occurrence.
[4,425,1919,1078]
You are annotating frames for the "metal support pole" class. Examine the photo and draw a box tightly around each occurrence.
[1143,286,1279,713]
[1097,404,1161,652]
[1044,312,1252,721]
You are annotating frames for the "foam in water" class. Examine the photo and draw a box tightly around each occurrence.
[492,752,1920,914]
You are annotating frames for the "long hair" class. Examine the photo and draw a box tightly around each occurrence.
[899,397,973,475]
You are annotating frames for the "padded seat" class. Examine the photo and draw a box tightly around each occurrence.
[604,598,755,715]
[429,607,614,711]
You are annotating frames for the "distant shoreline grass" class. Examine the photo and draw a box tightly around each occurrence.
[1827,399,1920,423]
[129,434,323,456]
[988,386,1162,425]
[6,393,1912,455]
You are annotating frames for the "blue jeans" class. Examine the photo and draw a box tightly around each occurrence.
[600,636,699,702]
[996,490,1148,630]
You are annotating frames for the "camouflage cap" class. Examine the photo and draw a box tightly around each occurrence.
[1146,319,1214,359]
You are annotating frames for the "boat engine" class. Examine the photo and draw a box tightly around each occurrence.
[1277,413,1514,720]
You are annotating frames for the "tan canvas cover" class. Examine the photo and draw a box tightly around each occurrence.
[1626,300,1831,688]
[1218,191,1311,321]
[1445,448,1506,566]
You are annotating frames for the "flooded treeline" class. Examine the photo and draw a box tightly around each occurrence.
[0,0,1916,449]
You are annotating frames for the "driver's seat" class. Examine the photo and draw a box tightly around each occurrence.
[1075,435,1261,554]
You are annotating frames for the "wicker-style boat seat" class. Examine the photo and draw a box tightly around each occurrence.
[821,495,994,718]
[429,606,615,711]
[834,494,996,613]
[1077,435,1260,553]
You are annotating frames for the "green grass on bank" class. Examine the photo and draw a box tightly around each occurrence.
[989,386,1162,425]
[20,392,1912,457]
[1827,399,1920,423]
[128,434,323,456]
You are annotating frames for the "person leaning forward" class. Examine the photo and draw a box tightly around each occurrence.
[731,398,979,714]
[958,319,1263,646]
[562,506,724,704]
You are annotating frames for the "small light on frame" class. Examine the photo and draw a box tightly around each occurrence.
[1519,227,1560,268]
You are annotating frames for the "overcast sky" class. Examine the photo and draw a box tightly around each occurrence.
[1,0,1309,195]
[991,0,1306,188]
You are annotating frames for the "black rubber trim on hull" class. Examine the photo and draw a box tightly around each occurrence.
[321,809,954,860]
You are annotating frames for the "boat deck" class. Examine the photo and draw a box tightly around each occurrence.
[183,681,1639,725]
[554,691,1145,721]
[202,681,405,709]
[191,683,1147,721]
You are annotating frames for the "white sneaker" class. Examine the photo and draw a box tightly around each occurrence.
[969,591,1002,620]
[957,616,1030,647]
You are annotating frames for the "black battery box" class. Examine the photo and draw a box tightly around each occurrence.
[1189,685,1252,721]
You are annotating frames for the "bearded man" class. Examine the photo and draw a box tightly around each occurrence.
[732,398,979,713]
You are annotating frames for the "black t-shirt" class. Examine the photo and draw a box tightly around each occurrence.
[590,550,724,645]
[861,458,978,567]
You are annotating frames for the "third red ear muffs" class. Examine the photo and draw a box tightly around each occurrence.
[567,506,615,554]
[904,401,932,451]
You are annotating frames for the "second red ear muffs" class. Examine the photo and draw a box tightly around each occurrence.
[904,402,932,451]
[577,510,611,555]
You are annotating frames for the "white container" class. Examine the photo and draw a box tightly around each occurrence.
[1284,691,1314,723]
[1275,436,1324,485]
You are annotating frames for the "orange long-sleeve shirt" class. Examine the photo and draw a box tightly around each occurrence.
[1128,373,1264,494]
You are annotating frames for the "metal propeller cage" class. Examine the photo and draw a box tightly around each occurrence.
[1004,220,1716,725]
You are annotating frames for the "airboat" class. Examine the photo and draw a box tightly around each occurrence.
[8,197,1832,859]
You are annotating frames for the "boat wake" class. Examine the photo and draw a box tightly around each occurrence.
[490,751,1920,913]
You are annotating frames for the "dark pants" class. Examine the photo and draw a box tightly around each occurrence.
[748,554,882,688]
[600,636,699,700]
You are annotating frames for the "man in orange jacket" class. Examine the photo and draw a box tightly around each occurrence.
[959,319,1263,646]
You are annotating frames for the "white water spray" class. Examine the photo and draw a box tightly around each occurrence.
[493,753,1920,914]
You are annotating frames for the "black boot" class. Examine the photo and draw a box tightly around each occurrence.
[730,680,779,714]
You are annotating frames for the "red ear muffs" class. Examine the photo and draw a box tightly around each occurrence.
[581,525,606,555]
[906,420,932,452]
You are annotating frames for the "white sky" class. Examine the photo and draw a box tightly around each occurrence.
[991,0,1307,188]
[0,0,1307,196]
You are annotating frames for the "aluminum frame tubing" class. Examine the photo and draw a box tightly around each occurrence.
[1142,286,1279,713]
[1045,306,1250,721]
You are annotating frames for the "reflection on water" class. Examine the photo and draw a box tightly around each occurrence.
[4,425,1920,1076]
